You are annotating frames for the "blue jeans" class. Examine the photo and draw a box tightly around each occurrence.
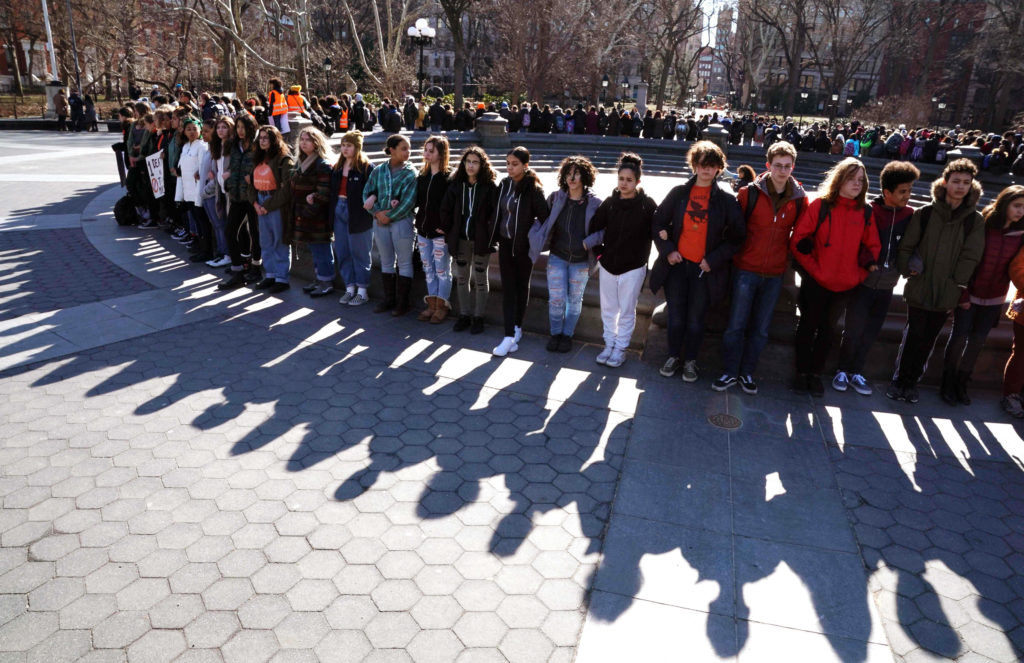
[664,260,709,361]
[203,196,228,255]
[374,216,414,277]
[720,269,783,377]
[308,243,335,282]
[417,235,452,301]
[546,254,590,337]
[332,198,372,288]
[257,191,290,283]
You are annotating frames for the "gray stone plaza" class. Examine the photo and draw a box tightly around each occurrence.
[0,131,1022,662]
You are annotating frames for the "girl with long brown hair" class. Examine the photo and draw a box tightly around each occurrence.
[329,131,375,306]
[249,125,294,293]
[789,157,880,397]
[414,135,453,323]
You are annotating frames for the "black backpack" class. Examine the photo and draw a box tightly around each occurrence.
[742,183,808,222]
[114,195,138,226]
[916,204,975,241]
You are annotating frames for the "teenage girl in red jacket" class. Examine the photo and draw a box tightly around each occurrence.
[790,157,881,396]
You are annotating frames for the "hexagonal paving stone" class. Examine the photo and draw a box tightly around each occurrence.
[126,628,186,663]
[238,594,293,630]
[407,629,465,663]
[148,593,205,629]
[295,550,344,579]
[91,610,150,649]
[286,578,339,611]
[184,610,240,648]
[499,628,556,663]
[273,611,330,649]
[222,629,280,663]
[454,580,505,611]
[371,578,422,611]
[325,595,379,630]
[314,631,374,662]
[116,577,170,611]
[59,593,118,630]
[454,611,510,648]
[202,577,255,611]
[0,611,58,651]
[364,611,420,648]
[27,576,84,611]
[497,595,549,629]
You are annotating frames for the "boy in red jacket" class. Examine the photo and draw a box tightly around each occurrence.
[790,158,881,397]
[712,141,807,395]
[833,161,920,395]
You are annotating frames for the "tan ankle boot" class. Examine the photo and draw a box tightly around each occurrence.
[418,296,436,321]
[430,299,449,324]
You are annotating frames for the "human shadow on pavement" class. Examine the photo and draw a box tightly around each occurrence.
[587,383,878,662]
[820,402,1024,661]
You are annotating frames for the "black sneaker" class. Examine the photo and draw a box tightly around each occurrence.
[790,373,809,395]
[711,374,737,392]
[904,386,919,404]
[557,335,572,353]
[808,375,825,398]
[453,315,471,332]
[255,278,276,290]
[739,375,758,395]
[470,317,485,335]
[269,282,290,294]
[244,269,263,285]
[217,272,246,290]
[546,334,561,352]
[302,282,318,294]
[660,357,681,378]
[885,382,904,401]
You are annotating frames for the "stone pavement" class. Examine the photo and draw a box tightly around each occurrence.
[0,131,1022,663]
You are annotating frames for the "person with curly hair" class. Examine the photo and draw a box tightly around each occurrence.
[529,155,601,352]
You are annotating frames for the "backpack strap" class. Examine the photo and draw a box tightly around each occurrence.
[743,184,759,220]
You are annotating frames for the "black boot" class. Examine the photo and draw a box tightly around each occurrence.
[955,370,972,405]
[374,273,396,313]
[392,276,413,316]
[940,369,958,405]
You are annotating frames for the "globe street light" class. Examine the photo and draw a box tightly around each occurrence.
[601,73,608,103]
[799,90,809,126]
[323,57,332,95]
[407,18,436,98]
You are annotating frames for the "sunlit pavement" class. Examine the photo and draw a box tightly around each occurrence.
[0,131,1021,663]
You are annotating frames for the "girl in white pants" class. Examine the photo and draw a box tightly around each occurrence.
[584,153,658,367]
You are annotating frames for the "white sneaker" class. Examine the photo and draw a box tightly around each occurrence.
[348,293,369,306]
[207,254,231,267]
[605,348,626,368]
[596,346,613,365]
[513,326,522,344]
[492,336,518,357]
[339,289,355,304]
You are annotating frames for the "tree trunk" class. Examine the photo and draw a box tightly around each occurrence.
[655,53,671,111]
[451,29,466,108]
[782,26,804,115]
[236,48,247,99]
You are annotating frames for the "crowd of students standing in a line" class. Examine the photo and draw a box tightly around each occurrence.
[112,88,1024,421]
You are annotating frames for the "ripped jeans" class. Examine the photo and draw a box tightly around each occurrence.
[546,254,590,337]
[453,240,489,317]
[417,234,452,302]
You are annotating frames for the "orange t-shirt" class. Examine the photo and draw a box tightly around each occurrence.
[677,185,710,263]
[252,163,277,191]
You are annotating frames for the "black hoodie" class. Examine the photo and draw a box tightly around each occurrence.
[584,189,658,275]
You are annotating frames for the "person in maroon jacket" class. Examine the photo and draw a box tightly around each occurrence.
[941,184,1024,404]
[789,157,881,397]
[833,161,920,396]
[712,141,807,395]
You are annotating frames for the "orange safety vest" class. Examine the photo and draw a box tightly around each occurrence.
[286,93,305,113]
[338,109,348,130]
[269,89,287,116]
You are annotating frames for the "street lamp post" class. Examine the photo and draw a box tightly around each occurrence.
[323,57,332,96]
[601,74,608,104]
[621,77,629,101]
[749,90,757,112]
[799,89,808,126]
[407,18,436,98]
[937,102,947,132]
[830,92,839,122]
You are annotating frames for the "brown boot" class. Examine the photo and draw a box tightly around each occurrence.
[418,296,437,322]
[430,299,449,324]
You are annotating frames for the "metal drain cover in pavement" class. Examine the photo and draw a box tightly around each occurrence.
[707,413,742,430]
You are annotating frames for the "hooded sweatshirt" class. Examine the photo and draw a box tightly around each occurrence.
[583,189,658,275]
[897,179,986,311]
[863,196,915,290]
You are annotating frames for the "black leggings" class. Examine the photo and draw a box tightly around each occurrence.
[498,239,533,337]
[227,199,259,268]
[794,275,852,375]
